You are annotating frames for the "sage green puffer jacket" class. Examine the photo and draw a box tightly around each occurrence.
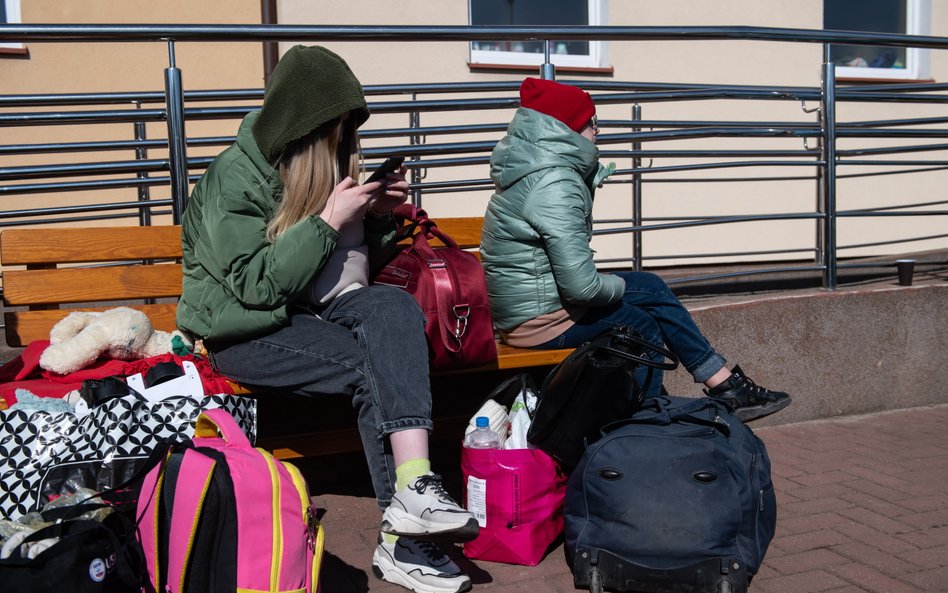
[177,111,395,341]
[481,108,624,331]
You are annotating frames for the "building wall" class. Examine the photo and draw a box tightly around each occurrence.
[0,0,263,228]
[2,0,946,264]
[278,0,948,265]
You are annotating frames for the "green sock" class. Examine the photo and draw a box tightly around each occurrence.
[382,531,399,544]
[395,458,431,492]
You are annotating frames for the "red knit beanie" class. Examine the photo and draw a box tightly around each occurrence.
[519,77,596,133]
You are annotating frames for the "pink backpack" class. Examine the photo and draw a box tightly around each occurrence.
[136,408,323,593]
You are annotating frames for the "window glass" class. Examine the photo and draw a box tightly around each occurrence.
[0,0,23,51]
[823,0,931,80]
[469,0,606,68]
[471,0,589,57]
[824,0,907,70]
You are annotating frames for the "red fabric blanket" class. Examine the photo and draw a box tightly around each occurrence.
[0,341,236,407]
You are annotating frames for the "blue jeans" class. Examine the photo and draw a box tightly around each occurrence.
[537,272,726,397]
[207,285,431,508]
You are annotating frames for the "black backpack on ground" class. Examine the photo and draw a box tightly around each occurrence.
[564,396,776,593]
[527,326,679,469]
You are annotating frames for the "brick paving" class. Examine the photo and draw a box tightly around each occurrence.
[315,404,948,593]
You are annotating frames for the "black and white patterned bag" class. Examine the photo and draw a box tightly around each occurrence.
[0,393,256,520]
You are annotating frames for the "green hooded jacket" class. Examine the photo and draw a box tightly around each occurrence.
[481,107,623,331]
[176,111,396,341]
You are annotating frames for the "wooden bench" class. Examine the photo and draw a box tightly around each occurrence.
[0,222,574,459]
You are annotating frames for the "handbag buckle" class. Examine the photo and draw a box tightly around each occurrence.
[453,305,470,338]
[427,258,446,268]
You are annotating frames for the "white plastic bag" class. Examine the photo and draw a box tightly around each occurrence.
[504,381,538,450]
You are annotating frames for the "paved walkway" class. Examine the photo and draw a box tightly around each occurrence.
[316,405,948,593]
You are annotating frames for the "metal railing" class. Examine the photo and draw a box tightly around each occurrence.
[2,24,948,291]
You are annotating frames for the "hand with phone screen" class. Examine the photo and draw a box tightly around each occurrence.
[365,156,409,217]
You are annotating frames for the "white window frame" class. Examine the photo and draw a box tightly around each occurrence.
[832,0,931,80]
[1,0,24,51]
[469,0,608,69]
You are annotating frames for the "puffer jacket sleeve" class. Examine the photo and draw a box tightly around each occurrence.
[522,172,625,306]
[203,189,338,308]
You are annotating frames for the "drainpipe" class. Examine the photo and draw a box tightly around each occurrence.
[261,0,279,84]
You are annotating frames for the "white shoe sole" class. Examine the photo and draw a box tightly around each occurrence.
[380,507,480,542]
[372,548,472,593]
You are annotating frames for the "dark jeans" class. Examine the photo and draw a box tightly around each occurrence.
[208,285,431,508]
[537,271,726,397]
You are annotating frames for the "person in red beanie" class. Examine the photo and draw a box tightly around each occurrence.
[481,77,791,422]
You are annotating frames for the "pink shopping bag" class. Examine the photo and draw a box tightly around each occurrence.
[461,445,567,565]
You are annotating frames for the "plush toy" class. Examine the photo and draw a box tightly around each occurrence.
[39,306,192,376]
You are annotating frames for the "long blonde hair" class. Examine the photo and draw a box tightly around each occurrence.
[266,115,361,242]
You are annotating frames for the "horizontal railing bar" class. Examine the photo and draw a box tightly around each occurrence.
[0,199,174,219]
[840,159,948,166]
[837,143,948,157]
[842,199,948,212]
[837,210,948,217]
[0,211,172,229]
[2,24,947,49]
[591,213,823,235]
[602,149,817,157]
[664,265,826,285]
[4,80,943,110]
[841,232,948,250]
[0,159,171,180]
[609,161,824,176]
[0,177,172,195]
[597,247,817,262]
[842,116,948,128]
[0,136,235,156]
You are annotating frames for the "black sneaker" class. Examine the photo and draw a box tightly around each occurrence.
[372,536,472,593]
[704,365,792,422]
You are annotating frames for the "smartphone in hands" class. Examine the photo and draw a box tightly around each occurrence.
[365,156,405,184]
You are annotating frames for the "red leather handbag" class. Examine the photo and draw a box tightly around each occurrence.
[373,205,497,371]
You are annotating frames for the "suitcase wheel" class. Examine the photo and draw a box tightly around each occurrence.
[588,568,603,593]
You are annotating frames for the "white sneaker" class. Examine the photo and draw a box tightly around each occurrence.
[380,473,479,541]
[372,537,472,593]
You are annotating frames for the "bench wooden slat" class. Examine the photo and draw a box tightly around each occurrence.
[495,344,574,369]
[3,264,182,306]
[4,303,179,347]
[0,225,182,265]
[425,217,484,250]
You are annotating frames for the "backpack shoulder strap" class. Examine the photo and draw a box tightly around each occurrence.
[165,449,217,593]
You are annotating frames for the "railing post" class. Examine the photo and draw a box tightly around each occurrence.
[540,40,555,80]
[820,57,838,290]
[632,104,643,272]
[133,101,152,228]
[165,40,189,224]
[409,94,422,208]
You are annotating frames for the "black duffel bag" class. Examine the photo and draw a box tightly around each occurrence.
[565,395,777,593]
[526,325,679,469]
[0,502,145,593]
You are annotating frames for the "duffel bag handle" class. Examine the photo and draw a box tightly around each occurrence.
[600,396,732,437]
[193,408,251,447]
[591,326,680,371]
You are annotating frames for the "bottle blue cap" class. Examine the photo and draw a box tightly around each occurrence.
[475,416,489,428]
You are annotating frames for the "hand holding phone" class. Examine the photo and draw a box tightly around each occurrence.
[365,156,406,184]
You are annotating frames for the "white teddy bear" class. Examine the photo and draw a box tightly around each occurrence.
[39,306,190,376]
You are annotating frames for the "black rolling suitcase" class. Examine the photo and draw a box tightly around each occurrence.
[564,396,777,593]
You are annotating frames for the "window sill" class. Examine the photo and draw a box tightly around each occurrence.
[468,62,614,76]
[0,46,29,58]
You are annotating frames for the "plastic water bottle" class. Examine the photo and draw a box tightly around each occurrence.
[463,416,503,449]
